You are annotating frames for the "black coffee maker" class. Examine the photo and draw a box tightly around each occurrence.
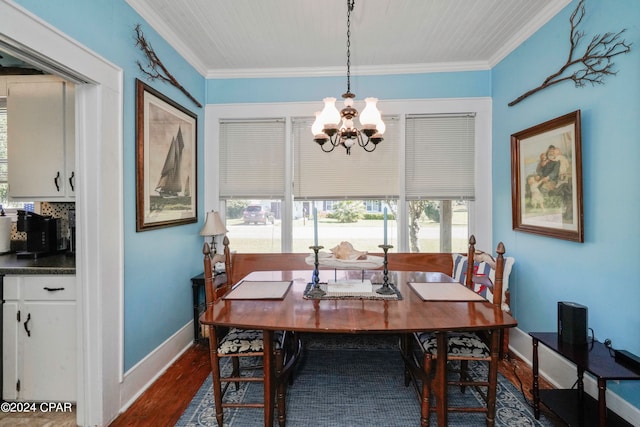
[16,210,66,258]
[67,208,76,257]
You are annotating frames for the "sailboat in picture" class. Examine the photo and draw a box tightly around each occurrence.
[137,78,197,230]
[155,126,185,198]
[184,176,190,197]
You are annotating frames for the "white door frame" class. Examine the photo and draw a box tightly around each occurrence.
[0,1,124,425]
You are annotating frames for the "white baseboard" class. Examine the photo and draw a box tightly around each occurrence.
[509,327,640,427]
[117,321,195,414]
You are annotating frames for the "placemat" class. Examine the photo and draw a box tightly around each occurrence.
[223,280,292,300]
[409,282,485,301]
[327,279,374,293]
[303,282,402,300]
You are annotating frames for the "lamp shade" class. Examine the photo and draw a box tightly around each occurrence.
[359,97,381,127]
[375,117,386,135]
[200,211,228,236]
[319,97,341,129]
[311,111,324,136]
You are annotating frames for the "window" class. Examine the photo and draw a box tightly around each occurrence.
[0,97,29,212]
[219,119,286,199]
[364,200,381,213]
[219,118,286,252]
[0,98,7,203]
[209,99,491,253]
[224,199,281,252]
[405,114,475,200]
[291,200,396,253]
[407,200,469,253]
[289,116,400,252]
[405,113,475,252]
[293,116,399,199]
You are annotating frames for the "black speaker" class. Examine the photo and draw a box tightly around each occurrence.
[558,301,588,346]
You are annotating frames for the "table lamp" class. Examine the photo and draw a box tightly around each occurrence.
[200,210,228,254]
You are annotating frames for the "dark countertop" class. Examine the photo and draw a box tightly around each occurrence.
[0,252,76,275]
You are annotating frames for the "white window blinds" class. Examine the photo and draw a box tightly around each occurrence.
[0,99,6,184]
[405,114,475,200]
[219,119,285,199]
[292,116,399,200]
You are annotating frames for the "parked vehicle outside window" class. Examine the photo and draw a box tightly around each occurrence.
[243,205,274,225]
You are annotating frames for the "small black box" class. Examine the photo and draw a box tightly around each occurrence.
[558,301,588,346]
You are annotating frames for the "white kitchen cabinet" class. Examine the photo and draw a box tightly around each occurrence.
[2,275,76,402]
[5,76,75,200]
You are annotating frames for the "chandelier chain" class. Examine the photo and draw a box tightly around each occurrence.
[346,0,354,94]
[311,0,384,154]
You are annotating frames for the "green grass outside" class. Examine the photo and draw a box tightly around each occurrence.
[227,212,468,253]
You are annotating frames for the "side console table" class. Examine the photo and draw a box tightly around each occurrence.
[530,332,639,427]
[191,272,226,343]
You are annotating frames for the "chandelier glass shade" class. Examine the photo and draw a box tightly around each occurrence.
[311,0,385,155]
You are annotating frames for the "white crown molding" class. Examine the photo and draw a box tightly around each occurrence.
[205,61,492,79]
[488,0,572,67]
[128,0,568,80]
[125,0,208,77]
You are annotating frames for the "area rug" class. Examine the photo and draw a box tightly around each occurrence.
[176,334,553,427]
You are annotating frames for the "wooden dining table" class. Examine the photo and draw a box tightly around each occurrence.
[199,268,518,427]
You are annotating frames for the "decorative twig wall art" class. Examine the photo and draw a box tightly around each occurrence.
[134,24,203,108]
[509,0,631,107]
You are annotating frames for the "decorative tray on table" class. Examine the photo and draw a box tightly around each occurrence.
[303,242,400,300]
[304,252,384,269]
[305,242,384,270]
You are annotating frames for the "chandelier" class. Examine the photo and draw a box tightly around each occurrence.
[311,0,385,155]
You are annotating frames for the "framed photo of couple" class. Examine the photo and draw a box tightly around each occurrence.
[511,110,583,242]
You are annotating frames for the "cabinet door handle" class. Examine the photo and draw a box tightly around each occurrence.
[44,287,65,292]
[69,171,75,191]
[23,313,31,337]
[54,171,61,192]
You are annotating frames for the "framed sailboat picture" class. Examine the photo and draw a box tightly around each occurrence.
[136,79,197,231]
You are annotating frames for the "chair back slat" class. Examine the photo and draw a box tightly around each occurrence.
[464,235,507,307]
[464,235,476,289]
[491,242,505,306]
[223,235,233,285]
[202,242,216,308]
[203,238,234,306]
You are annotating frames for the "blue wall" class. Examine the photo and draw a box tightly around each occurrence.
[493,0,640,406]
[10,0,491,373]
[13,0,206,370]
[206,71,491,103]
[10,0,639,410]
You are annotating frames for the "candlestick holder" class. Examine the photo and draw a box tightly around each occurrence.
[307,245,326,298]
[376,244,395,295]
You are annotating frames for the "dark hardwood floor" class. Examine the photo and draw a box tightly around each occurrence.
[108,341,564,426]
[109,343,212,427]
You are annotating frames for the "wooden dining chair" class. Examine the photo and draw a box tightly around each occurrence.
[202,238,301,427]
[402,235,507,426]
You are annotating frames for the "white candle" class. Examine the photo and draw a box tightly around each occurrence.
[313,207,318,246]
[383,207,388,245]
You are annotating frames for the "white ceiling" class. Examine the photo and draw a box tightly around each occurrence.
[126,0,570,79]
